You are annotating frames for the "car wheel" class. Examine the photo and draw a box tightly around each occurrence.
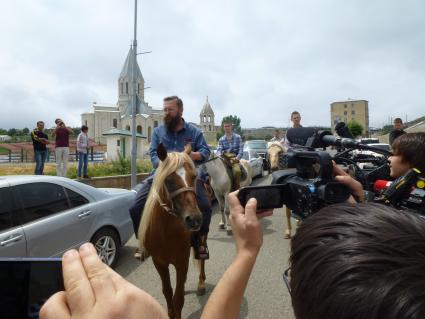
[91,228,120,268]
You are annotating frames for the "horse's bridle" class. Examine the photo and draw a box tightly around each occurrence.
[157,185,197,216]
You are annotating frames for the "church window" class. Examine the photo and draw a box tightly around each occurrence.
[209,125,212,131]
[209,116,212,123]
[120,83,123,95]
[117,140,120,146]
[203,115,207,123]
[126,82,128,94]
[113,119,117,128]
[154,121,158,128]
[137,83,140,95]
[137,125,142,134]
[148,127,152,143]
[125,125,130,131]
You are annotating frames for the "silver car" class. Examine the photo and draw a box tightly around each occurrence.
[0,175,135,267]
[242,150,265,178]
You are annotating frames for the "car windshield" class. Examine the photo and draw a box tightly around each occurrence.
[245,141,267,149]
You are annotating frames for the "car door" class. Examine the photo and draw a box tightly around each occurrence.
[13,182,97,258]
[0,186,26,257]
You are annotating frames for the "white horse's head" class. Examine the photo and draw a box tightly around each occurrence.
[267,142,287,171]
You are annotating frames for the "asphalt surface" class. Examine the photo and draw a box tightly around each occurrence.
[115,173,296,319]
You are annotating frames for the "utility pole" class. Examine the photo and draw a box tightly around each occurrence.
[130,0,138,189]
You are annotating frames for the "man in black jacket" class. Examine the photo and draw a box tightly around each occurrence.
[389,117,406,145]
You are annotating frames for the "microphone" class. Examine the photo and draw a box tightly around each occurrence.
[373,180,392,193]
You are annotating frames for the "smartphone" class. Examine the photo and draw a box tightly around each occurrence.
[238,185,284,211]
[0,258,64,319]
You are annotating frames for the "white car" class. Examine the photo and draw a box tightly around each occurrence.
[242,150,264,178]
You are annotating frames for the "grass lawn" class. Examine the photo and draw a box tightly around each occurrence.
[0,146,10,155]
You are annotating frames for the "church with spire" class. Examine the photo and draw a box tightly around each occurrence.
[81,46,163,160]
[199,96,217,144]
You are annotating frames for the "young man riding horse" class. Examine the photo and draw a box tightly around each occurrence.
[216,120,244,190]
[129,96,212,260]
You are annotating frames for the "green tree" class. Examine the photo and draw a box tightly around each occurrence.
[381,124,393,135]
[7,128,17,136]
[0,128,7,135]
[22,128,30,135]
[347,120,363,137]
[220,115,242,136]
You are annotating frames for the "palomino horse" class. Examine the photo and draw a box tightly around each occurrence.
[267,142,293,239]
[204,153,252,234]
[138,143,206,319]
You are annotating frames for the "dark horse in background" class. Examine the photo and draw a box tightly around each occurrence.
[138,144,206,319]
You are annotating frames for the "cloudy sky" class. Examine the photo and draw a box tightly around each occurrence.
[1,0,424,130]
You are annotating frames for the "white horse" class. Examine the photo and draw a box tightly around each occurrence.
[204,154,252,234]
[267,142,294,239]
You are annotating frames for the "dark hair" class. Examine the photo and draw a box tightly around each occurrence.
[36,121,44,126]
[55,118,62,124]
[391,132,425,176]
[163,96,183,108]
[291,111,300,119]
[81,125,88,132]
[394,117,403,124]
[290,203,425,319]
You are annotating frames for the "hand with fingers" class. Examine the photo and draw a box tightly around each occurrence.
[332,161,365,203]
[40,243,168,319]
[228,191,273,257]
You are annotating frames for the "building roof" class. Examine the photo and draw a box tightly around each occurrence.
[200,96,214,115]
[120,46,144,81]
[102,128,146,138]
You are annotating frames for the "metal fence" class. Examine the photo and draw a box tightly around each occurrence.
[0,151,105,163]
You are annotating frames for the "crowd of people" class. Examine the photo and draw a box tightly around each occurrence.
[38,96,425,318]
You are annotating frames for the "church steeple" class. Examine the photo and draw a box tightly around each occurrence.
[118,45,146,116]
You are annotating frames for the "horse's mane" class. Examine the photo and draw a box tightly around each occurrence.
[138,151,196,246]
[267,142,287,153]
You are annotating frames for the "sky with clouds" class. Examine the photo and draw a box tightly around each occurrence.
[1,0,424,130]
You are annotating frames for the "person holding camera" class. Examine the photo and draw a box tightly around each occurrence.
[52,118,73,177]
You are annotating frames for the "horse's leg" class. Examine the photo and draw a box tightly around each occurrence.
[197,238,206,295]
[153,260,175,319]
[218,195,225,229]
[173,256,190,319]
[224,195,232,235]
[284,206,292,239]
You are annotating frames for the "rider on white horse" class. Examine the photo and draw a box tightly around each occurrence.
[216,121,244,190]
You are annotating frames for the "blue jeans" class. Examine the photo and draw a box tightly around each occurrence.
[78,152,88,177]
[34,150,47,175]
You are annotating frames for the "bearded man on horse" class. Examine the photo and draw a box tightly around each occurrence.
[129,95,212,260]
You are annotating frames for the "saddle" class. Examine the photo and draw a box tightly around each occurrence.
[222,153,247,191]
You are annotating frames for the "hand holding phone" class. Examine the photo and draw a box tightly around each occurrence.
[238,185,285,211]
[0,258,63,319]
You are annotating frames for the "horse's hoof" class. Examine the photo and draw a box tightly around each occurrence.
[226,228,233,235]
[219,222,225,229]
[283,233,291,239]
[197,287,206,296]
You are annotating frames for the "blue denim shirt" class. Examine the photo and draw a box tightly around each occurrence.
[149,120,211,169]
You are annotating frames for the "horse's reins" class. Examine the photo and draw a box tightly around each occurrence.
[157,186,197,216]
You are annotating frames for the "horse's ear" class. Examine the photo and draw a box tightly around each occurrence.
[184,143,192,155]
[157,143,167,161]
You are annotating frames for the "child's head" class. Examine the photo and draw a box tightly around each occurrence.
[390,132,425,178]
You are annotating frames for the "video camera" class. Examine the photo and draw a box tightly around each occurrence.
[239,127,424,219]
[239,128,352,220]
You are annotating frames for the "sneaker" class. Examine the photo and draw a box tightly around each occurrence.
[83,175,90,179]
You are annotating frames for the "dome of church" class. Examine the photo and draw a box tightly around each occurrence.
[200,96,214,115]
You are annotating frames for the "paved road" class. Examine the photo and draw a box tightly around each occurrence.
[115,174,295,319]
